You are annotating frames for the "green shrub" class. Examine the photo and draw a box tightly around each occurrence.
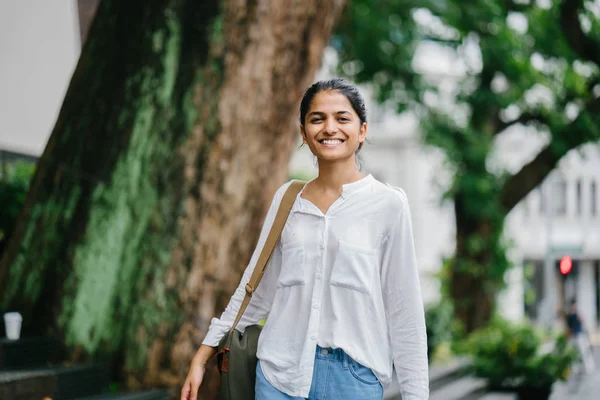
[459,318,578,389]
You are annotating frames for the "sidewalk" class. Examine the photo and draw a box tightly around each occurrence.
[550,346,600,400]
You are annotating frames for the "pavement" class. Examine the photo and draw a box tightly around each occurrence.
[384,345,600,400]
[549,346,600,400]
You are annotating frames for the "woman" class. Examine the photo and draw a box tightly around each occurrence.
[181,78,429,400]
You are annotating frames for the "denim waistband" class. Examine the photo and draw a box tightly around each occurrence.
[315,345,350,362]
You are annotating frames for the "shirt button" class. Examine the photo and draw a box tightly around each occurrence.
[311,336,316,341]
[316,273,321,279]
[313,304,319,309]
[319,244,325,250]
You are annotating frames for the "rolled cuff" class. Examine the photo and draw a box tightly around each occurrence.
[399,377,430,400]
[201,317,231,347]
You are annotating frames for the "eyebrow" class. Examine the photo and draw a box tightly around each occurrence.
[307,111,352,117]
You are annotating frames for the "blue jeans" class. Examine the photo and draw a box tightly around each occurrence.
[255,346,383,399]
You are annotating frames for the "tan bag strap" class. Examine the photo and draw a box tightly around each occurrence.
[229,180,306,334]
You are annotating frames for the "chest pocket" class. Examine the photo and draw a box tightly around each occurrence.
[330,240,378,294]
[277,241,306,287]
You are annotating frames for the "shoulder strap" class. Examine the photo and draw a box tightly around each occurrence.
[229,180,306,333]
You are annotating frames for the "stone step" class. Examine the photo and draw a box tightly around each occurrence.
[384,357,481,400]
[429,375,488,400]
[429,357,472,392]
[0,369,56,400]
[74,389,170,400]
[0,336,66,370]
[478,393,517,400]
[0,363,110,400]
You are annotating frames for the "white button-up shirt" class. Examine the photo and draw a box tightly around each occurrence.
[203,175,429,399]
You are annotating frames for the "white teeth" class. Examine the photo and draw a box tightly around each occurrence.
[321,140,343,145]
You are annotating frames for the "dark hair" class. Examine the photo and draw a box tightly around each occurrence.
[299,78,368,152]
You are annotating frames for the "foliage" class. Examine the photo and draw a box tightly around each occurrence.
[425,300,455,362]
[0,161,36,254]
[457,318,578,389]
[336,0,600,330]
[523,261,539,318]
[288,170,316,182]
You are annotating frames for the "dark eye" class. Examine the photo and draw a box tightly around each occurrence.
[310,117,322,123]
[339,117,350,122]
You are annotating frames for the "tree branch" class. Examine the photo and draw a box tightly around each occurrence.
[560,0,600,66]
[503,0,534,13]
[500,96,600,211]
[493,110,552,135]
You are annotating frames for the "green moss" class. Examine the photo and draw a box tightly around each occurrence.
[152,30,165,53]
[3,177,83,307]
[65,115,154,348]
[210,15,223,44]
[2,3,225,372]
[182,86,197,131]
[62,22,183,350]
[159,14,181,105]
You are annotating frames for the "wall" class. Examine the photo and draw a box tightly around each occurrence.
[0,0,80,156]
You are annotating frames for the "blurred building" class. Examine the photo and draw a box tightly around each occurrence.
[505,141,600,332]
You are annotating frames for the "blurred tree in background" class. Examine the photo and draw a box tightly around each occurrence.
[0,0,345,397]
[337,0,600,333]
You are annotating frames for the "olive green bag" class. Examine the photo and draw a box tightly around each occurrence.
[217,181,305,400]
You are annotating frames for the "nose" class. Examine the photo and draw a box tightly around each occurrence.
[324,119,339,135]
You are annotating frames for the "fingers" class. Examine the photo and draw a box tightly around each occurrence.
[190,379,201,400]
[181,365,204,400]
[180,379,191,400]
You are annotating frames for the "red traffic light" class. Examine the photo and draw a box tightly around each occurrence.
[559,256,573,275]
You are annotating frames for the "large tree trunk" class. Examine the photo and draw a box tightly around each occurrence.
[0,0,346,396]
[448,166,509,334]
[450,199,498,334]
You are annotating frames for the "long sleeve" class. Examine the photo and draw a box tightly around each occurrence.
[202,182,291,347]
[381,188,429,399]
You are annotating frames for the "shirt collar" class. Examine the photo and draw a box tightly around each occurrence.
[340,174,374,198]
[293,174,374,214]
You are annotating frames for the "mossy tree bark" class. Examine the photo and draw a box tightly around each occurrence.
[0,0,346,396]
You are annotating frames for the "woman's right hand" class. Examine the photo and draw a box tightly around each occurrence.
[180,345,217,400]
[180,359,206,400]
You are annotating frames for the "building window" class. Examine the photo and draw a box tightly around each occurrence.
[576,179,582,216]
[553,179,567,216]
[592,181,597,216]
[540,179,567,216]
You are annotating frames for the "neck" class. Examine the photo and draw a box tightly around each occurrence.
[314,156,366,192]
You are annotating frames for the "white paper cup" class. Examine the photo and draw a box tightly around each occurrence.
[4,312,23,340]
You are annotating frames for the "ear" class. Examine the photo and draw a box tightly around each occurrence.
[300,125,307,143]
[358,122,367,143]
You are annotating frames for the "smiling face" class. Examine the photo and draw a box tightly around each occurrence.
[300,90,367,163]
